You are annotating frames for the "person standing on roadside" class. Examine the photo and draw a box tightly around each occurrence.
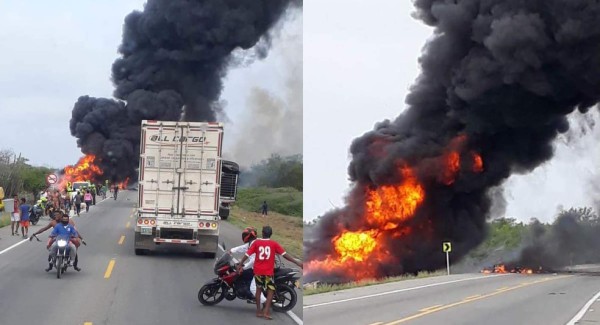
[11,195,20,236]
[19,198,31,238]
[261,201,268,217]
[113,185,119,200]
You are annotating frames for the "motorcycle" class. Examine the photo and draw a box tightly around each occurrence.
[197,252,301,312]
[33,234,81,279]
[29,204,43,225]
[53,237,72,279]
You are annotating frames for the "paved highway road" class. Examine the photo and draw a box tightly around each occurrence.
[304,272,600,325]
[0,191,302,325]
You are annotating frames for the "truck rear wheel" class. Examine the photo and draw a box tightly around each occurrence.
[219,206,230,220]
[135,248,149,256]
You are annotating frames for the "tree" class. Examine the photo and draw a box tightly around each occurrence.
[240,154,303,191]
[21,166,51,200]
[558,207,599,225]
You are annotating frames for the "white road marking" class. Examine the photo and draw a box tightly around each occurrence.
[304,274,509,309]
[0,239,28,256]
[566,289,600,325]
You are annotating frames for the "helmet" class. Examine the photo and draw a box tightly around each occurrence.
[242,227,257,243]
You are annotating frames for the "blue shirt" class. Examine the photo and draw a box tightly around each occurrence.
[20,204,30,221]
[50,223,78,240]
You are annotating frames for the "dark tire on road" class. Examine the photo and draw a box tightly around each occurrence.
[135,249,148,256]
[204,252,216,259]
[219,206,230,220]
[198,283,226,306]
[272,284,297,313]
[56,256,63,279]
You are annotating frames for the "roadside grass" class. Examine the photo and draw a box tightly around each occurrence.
[227,206,303,259]
[304,270,446,296]
[235,187,302,217]
[0,211,10,228]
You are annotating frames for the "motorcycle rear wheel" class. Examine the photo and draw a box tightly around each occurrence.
[272,284,297,312]
[198,282,226,306]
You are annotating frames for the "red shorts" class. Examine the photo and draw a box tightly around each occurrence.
[20,220,29,227]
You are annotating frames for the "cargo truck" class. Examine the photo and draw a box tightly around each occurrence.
[134,120,238,257]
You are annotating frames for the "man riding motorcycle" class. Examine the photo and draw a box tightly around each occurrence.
[47,213,78,269]
[30,210,85,272]
[227,227,267,305]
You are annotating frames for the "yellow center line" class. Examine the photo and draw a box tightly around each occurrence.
[84,323,92,325]
[419,304,443,312]
[129,214,133,219]
[104,259,116,279]
[118,235,125,245]
[382,276,569,325]
[367,322,383,325]
[495,286,509,291]
[463,294,481,301]
[125,221,131,229]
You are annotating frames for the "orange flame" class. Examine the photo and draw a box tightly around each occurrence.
[366,167,425,230]
[305,166,424,281]
[472,152,483,173]
[334,230,378,262]
[58,155,104,190]
[495,264,507,273]
[481,264,537,275]
[305,134,488,282]
[117,177,131,189]
[441,151,460,185]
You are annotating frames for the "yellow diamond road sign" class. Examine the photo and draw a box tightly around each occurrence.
[443,242,452,253]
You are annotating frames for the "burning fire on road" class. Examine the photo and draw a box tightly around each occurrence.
[481,264,539,275]
[56,154,129,191]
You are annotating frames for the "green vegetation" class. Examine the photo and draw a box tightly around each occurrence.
[304,271,445,295]
[468,207,600,261]
[235,187,302,217]
[0,211,10,228]
[227,206,303,259]
[0,149,52,200]
[239,154,302,191]
[468,217,528,259]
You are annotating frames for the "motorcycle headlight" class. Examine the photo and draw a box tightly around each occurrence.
[57,239,67,247]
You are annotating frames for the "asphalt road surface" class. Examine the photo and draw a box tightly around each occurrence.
[304,272,600,325]
[0,191,302,325]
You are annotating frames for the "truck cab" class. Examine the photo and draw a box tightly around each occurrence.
[219,160,239,220]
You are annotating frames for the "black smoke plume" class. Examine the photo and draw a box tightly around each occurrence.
[305,0,600,282]
[514,208,600,270]
[70,0,301,182]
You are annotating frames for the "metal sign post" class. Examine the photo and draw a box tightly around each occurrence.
[443,242,452,275]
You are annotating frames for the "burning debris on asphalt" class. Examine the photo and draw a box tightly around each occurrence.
[305,0,600,283]
[480,264,539,275]
[69,0,301,183]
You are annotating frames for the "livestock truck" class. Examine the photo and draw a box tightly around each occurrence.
[134,120,239,257]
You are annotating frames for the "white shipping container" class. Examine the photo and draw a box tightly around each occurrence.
[134,120,224,256]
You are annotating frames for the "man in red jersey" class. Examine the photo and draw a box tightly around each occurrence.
[237,225,302,320]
